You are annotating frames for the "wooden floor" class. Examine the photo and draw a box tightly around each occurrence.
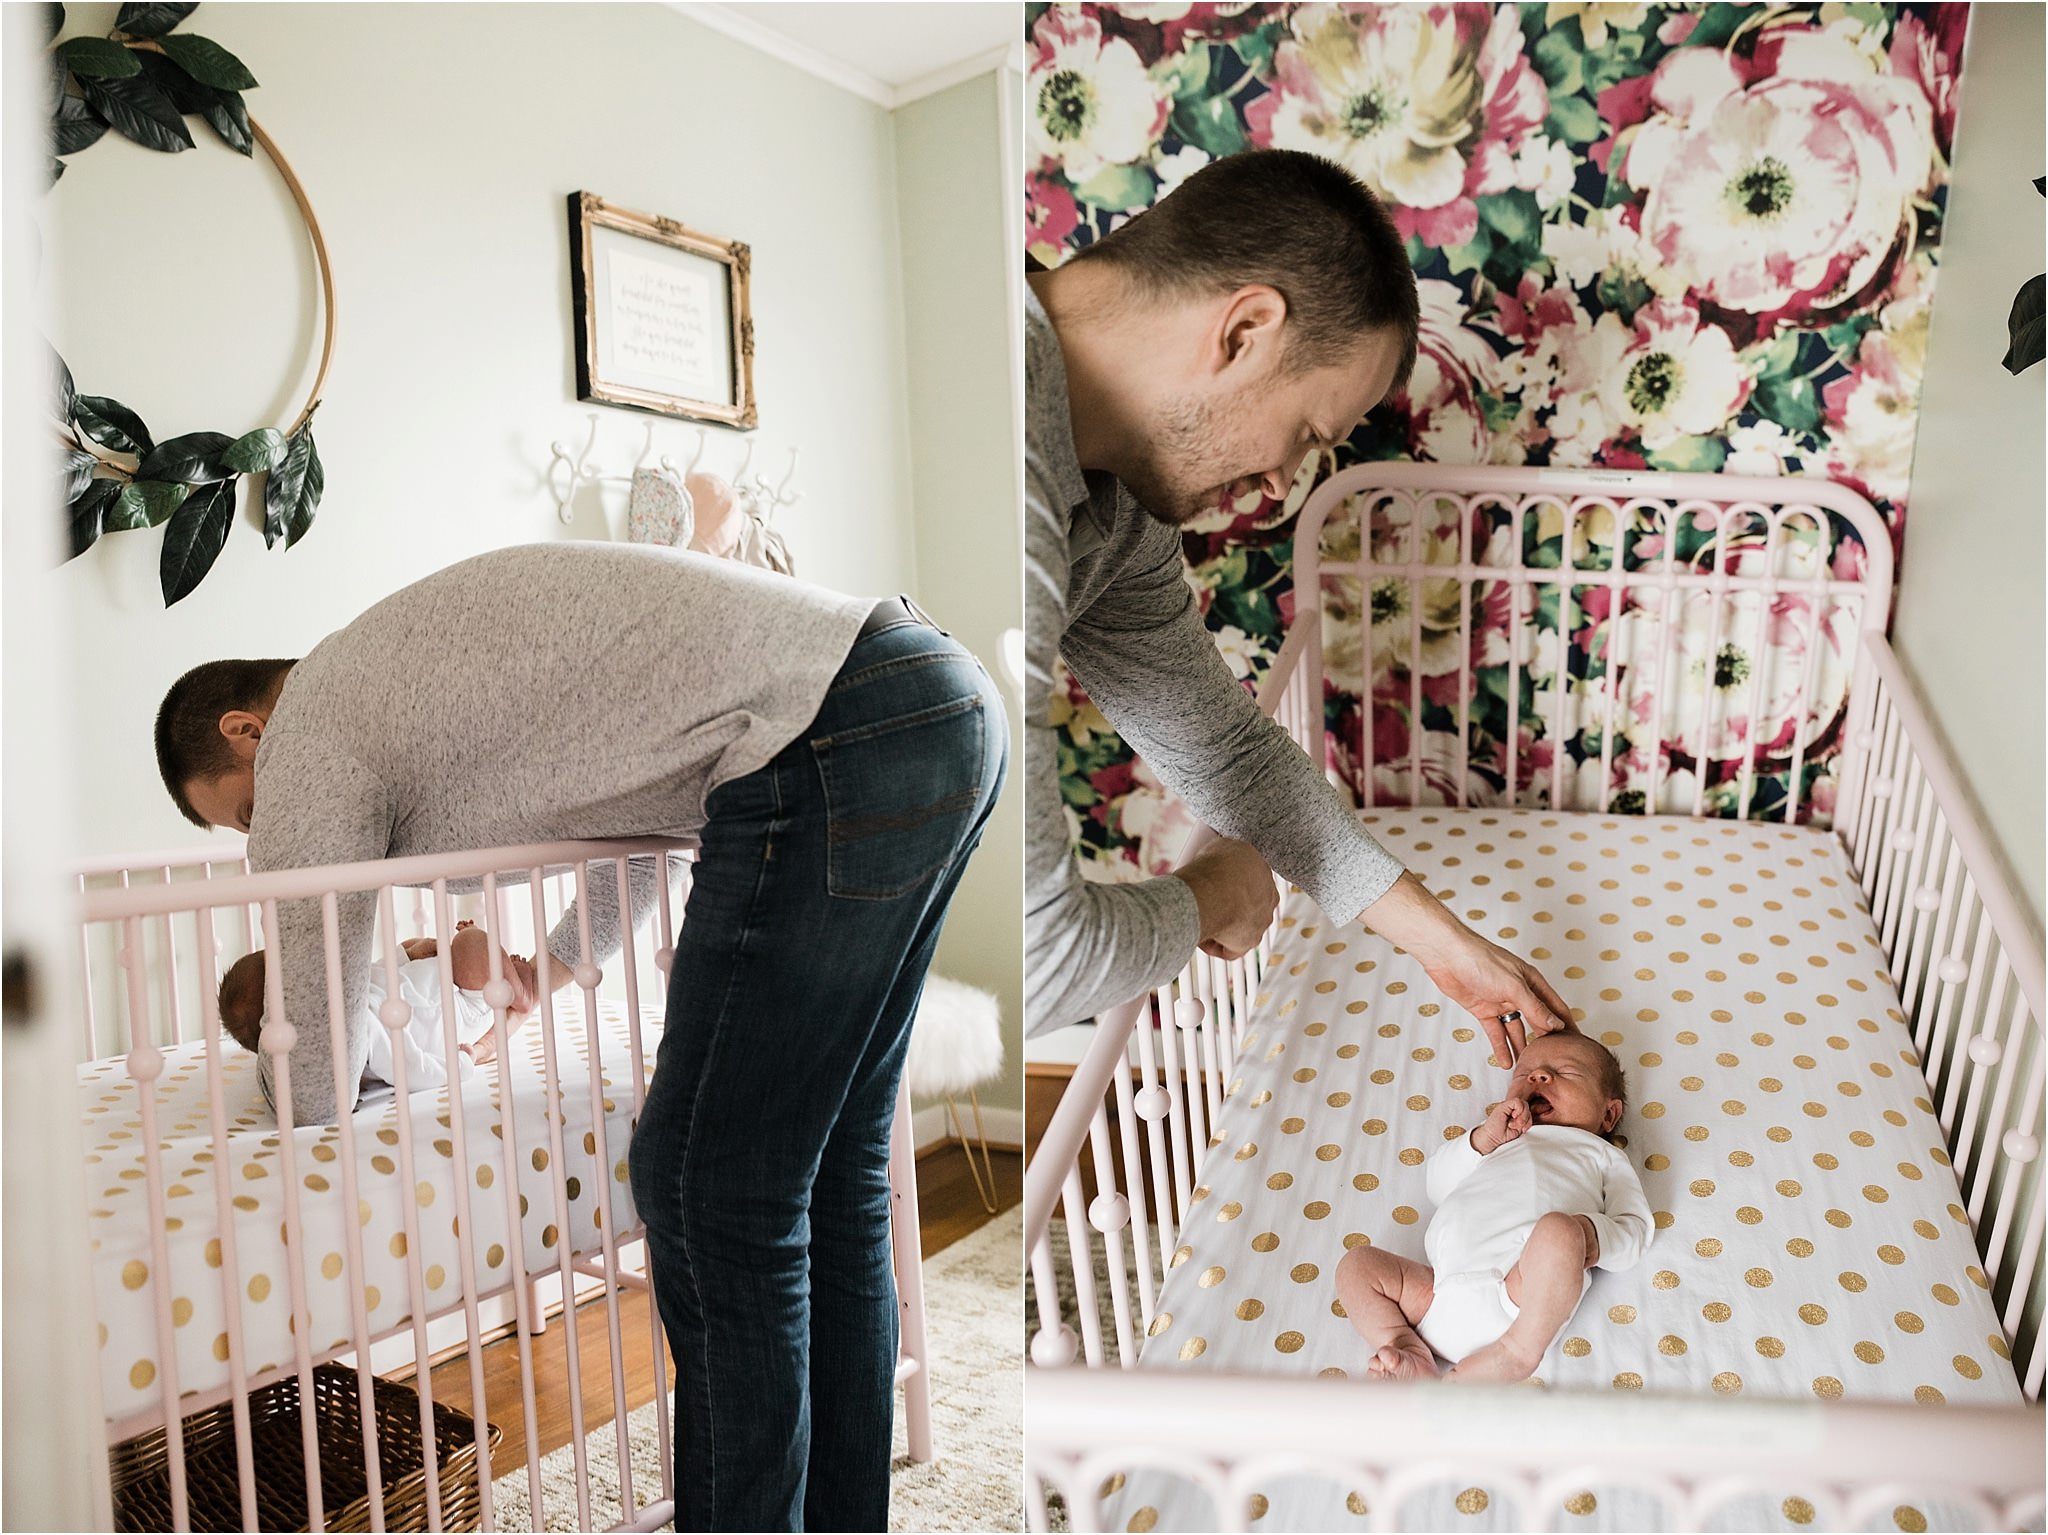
[412,1141,1022,1481]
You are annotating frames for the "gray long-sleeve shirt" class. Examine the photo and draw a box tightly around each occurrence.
[1024,285,1405,1032]
[246,542,871,1125]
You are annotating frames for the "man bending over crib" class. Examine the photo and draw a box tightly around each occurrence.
[1334,1029,1652,1383]
[217,922,540,1093]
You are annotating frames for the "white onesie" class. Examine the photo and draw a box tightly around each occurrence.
[360,956,496,1093]
[1415,1124,1653,1362]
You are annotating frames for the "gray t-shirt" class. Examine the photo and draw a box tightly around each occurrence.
[1024,284,1404,1032]
[247,542,872,1124]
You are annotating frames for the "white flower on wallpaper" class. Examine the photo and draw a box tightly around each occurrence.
[1028,7,1170,186]
[1602,298,1751,449]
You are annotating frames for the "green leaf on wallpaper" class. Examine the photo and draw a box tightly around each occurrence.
[1749,332,1801,382]
[1681,4,1751,51]
[1404,234,1429,272]
[1158,45,1209,101]
[1478,190,1542,249]
[1476,389,1521,434]
[1531,29,1584,96]
[1233,26,1277,76]
[1582,29,1646,96]
[1072,162,1155,212]
[1647,434,1728,474]
[1171,95,1248,160]
[1753,373,1823,436]
[1547,93,1602,145]
[1445,227,1495,277]
[1822,316,1872,355]
[1596,267,1654,322]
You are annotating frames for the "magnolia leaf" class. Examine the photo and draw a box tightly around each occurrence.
[160,476,234,604]
[52,343,74,422]
[69,478,120,560]
[62,449,96,502]
[201,86,251,155]
[49,156,66,186]
[80,70,193,153]
[113,3,200,38]
[71,394,154,457]
[135,52,253,155]
[139,430,234,483]
[107,478,188,531]
[42,4,64,43]
[264,424,322,548]
[54,36,142,79]
[53,91,107,154]
[222,427,286,473]
[2003,273,2044,376]
[155,34,257,91]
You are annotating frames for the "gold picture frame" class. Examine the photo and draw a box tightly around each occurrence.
[567,191,757,430]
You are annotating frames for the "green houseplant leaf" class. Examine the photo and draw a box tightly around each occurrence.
[135,52,251,155]
[61,448,96,502]
[106,479,188,531]
[160,476,234,604]
[264,424,322,548]
[42,4,65,44]
[68,477,120,559]
[114,3,200,38]
[222,426,286,472]
[80,70,193,153]
[53,92,108,155]
[54,36,141,79]
[139,430,233,483]
[154,33,257,91]
[71,393,154,456]
[2003,274,2044,375]
[51,343,74,422]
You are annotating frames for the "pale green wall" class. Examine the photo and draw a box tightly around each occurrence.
[895,71,1025,1118]
[1893,2,2046,938]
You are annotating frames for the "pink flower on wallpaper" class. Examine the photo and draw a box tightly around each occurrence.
[1644,591,1853,764]
[1821,280,1932,505]
[1027,171,1081,254]
[1404,279,1511,464]
[1889,7,1967,156]
[1246,3,1546,249]
[1626,30,1935,337]
[1028,7,1170,185]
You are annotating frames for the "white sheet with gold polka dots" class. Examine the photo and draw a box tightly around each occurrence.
[80,1001,660,1427]
[1100,809,2020,1534]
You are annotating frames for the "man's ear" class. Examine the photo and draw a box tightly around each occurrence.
[1601,1099,1625,1135]
[217,709,266,760]
[1213,283,1288,373]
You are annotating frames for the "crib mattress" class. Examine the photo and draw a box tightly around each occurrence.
[1103,809,2020,1533]
[80,1001,660,1428]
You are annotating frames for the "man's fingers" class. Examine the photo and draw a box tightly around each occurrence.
[1526,968,1576,1033]
[1505,1009,1529,1059]
[1480,1012,1513,1070]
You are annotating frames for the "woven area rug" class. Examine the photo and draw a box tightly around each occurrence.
[492,1207,1023,1532]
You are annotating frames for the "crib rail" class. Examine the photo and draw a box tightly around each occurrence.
[1026,466,2045,1530]
[77,837,688,1532]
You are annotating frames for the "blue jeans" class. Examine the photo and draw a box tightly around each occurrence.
[627,611,1008,1532]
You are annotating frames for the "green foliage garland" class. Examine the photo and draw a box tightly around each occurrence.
[47,2,324,606]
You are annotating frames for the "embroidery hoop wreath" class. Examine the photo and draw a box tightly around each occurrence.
[48,2,333,606]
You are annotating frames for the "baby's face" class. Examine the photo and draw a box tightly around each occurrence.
[1508,1033,1619,1136]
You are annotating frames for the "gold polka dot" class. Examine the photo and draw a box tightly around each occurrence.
[1689,1179,1715,1197]
[1953,1354,1982,1380]
[130,1359,156,1390]
[1267,1173,1293,1191]
[1785,1238,1814,1258]
[121,1260,148,1291]
[1347,1492,1369,1516]
[1252,1233,1280,1253]
[1198,1267,1225,1289]
[1657,1334,1687,1356]
[1391,1206,1418,1226]
[1607,1304,1636,1324]
[247,1274,271,1302]
[1745,1269,1773,1289]
[1712,1371,1741,1394]
[1405,1095,1430,1112]
[1218,1202,1243,1222]
[1303,1201,1332,1221]
[1895,1311,1924,1334]
[1353,1174,1379,1193]
[1397,1148,1425,1168]
[319,1253,343,1281]
[1839,1271,1868,1294]
[1854,1341,1884,1364]
[1454,1488,1488,1515]
[1235,1298,1265,1321]
[1914,1384,1945,1405]
[1315,1144,1342,1163]
[1736,1206,1762,1225]
[1274,1331,1305,1354]
[1612,1372,1643,1390]
[425,1264,445,1290]
[1652,1271,1679,1291]
[1129,1507,1159,1532]
[1784,1495,1816,1524]
[1703,1302,1732,1322]
[1362,1119,1387,1136]
[1893,1507,1927,1534]
[486,1243,505,1269]
[1799,1304,1827,1324]
[1291,1263,1320,1284]
[1812,1376,1843,1399]
[1825,1209,1852,1229]
[1562,1337,1590,1357]
[1756,1336,1785,1358]
[1644,1154,1670,1172]
[1695,1237,1723,1258]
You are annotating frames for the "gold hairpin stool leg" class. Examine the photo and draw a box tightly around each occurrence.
[945,1087,1001,1214]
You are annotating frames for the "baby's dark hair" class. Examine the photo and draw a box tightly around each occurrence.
[217,950,267,1053]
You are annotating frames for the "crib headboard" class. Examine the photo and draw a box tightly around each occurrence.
[1263,464,1895,829]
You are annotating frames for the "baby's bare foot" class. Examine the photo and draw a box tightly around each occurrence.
[1364,1335,1439,1381]
[1445,1335,1542,1384]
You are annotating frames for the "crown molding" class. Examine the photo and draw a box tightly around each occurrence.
[665,4,1019,111]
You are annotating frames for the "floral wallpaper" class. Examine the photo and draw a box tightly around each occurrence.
[1028,1,1969,878]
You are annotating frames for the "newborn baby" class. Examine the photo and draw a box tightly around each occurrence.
[1335,1029,1652,1383]
[218,922,539,1092]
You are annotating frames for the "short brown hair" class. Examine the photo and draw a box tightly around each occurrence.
[1066,148,1419,388]
[217,950,267,1053]
[155,659,296,827]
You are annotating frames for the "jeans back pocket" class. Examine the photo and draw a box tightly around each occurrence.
[811,695,987,901]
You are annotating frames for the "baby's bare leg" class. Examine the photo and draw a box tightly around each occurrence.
[1447,1212,1585,1383]
[1333,1245,1439,1381]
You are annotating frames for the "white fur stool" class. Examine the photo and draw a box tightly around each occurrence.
[907,975,1006,1212]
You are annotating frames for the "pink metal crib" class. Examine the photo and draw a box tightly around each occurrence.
[73,837,932,1532]
[1024,463,2046,1530]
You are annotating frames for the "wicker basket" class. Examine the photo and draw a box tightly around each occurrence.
[110,1363,503,1532]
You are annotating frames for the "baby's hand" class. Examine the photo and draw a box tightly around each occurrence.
[401,936,438,961]
[1473,1094,1532,1154]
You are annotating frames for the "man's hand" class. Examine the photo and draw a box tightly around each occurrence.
[400,937,438,961]
[1361,873,1576,1067]
[1172,837,1279,960]
[1472,1093,1532,1155]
